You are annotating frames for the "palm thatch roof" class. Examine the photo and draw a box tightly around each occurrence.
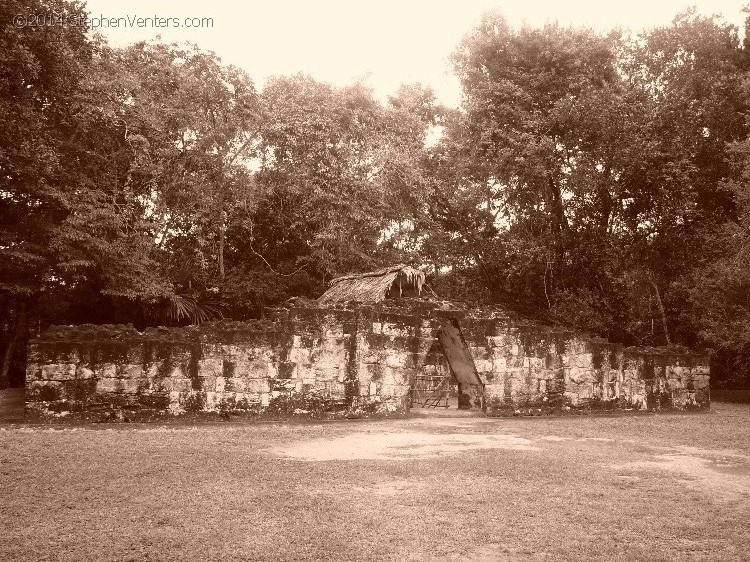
[318,264,425,304]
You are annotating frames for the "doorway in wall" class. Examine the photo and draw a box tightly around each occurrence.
[410,318,485,411]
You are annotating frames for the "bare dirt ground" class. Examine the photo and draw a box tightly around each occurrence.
[1,401,749,561]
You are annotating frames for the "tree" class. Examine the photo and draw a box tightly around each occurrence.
[0,0,96,385]
[223,75,436,314]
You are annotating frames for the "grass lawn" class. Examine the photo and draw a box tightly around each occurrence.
[1,403,750,561]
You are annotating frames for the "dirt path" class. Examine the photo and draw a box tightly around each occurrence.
[268,410,750,502]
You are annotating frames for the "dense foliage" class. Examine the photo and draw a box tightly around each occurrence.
[2,2,750,387]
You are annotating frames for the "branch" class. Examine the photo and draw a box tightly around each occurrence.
[248,222,305,277]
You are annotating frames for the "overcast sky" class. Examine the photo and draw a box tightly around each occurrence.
[83,0,748,107]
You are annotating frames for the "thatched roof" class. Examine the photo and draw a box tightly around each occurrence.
[318,264,425,304]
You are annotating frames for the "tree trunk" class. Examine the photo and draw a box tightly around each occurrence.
[0,301,26,389]
[218,221,225,283]
[218,186,226,285]
[647,276,671,345]
[546,175,568,263]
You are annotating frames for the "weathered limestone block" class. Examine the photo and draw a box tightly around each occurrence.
[486,336,503,348]
[225,377,247,392]
[473,358,493,375]
[311,336,348,362]
[313,366,340,381]
[564,391,579,406]
[484,382,505,401]
[198,358,222,378]
[124,378,150,394]
[575,354,593,368]
[41,363,77,381]
[315,380,346,397]
[571,383,593,400]
[528,356,546,376]
[116,364,143,379]
[603,380,616,399]
[692,375,710,389]
[267,362,278,378]
[95,378,120,393]
[630,394,647,410]
[246,379,270,394]
[76,366,95,379]
[568,339,590,355]
[385,351,409,368]
[288,347,311,364]
[171,378,192,393]
[380,322,412,337]
[27,379,63,398]
[214,376,226,393]
[232,359,269,379]
[150,378,170,394]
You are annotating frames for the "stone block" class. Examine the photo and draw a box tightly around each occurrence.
[528,357,545,375]
[236,359,269,379]
[381,322,410,337]
[28,380,63,401]
[469,347,491,362]
[692,375,709,389]
[379,383,397,397]
[576,354,593,368]
[246,379,270,394]
[289,347,311,364]
[117,364,143,379]
[121,378,147,394]
[204,392,220,411]
[385,351,408,368]
[487,336,505,348]
[25,363,42,381]
[491,354,507,372]
[76,366,95,379]
[278,361,297,380]
[215,376,226,393]
[198,358,222,378]
[313,366,340,381]
[171,378,193,393]
[225,377,247,392]
[361,350,383,364]
[473,359,493,374]
[96,378,120,393]
[323,326,344,338]
[41,363,77,381]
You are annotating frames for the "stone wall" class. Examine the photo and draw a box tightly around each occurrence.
[25,301,710,419]
[453,314,710,415]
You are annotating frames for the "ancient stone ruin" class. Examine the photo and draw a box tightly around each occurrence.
[25,265,710,420]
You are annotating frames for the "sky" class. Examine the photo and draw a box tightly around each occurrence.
[83,0,748,107]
